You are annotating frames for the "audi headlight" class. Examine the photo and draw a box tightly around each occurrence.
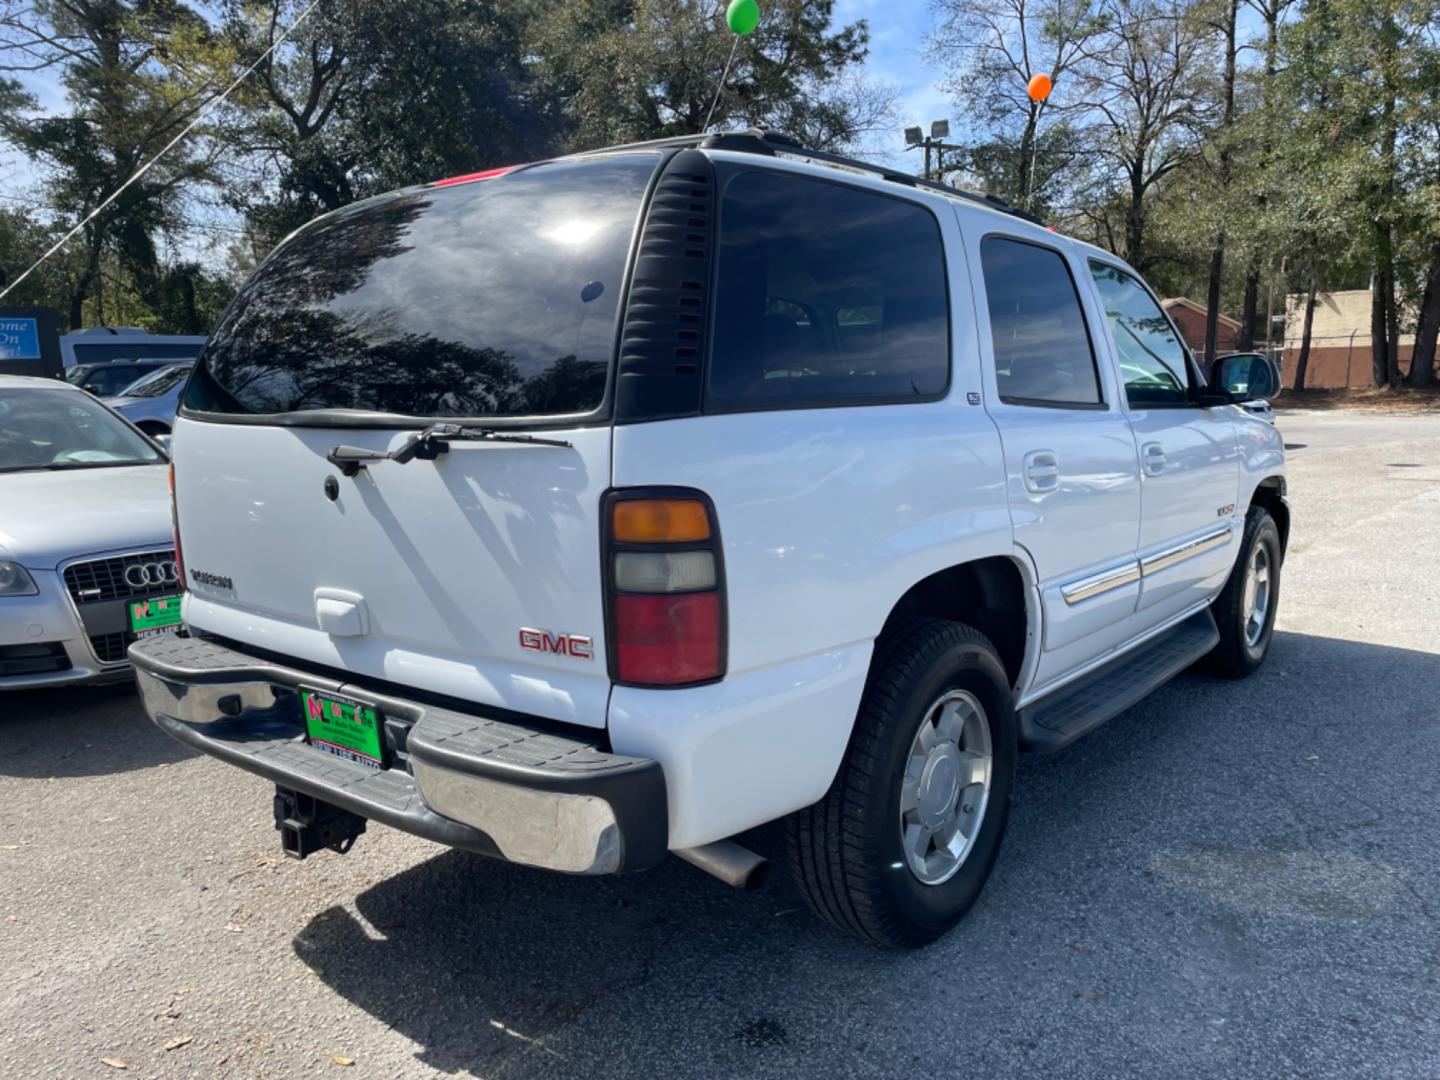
[0,561,38,597]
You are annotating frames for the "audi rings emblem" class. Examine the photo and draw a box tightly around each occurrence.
[124,561,181,589]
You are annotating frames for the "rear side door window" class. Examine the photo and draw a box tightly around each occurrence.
[707,170,950,409]
[1087,262,1192,406]
[979,236,1102,408]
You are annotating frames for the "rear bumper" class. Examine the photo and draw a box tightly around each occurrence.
[129,633,668,874]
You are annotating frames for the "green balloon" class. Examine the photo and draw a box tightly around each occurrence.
[726,0,759,35]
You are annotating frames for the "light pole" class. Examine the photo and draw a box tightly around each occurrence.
[905,120,962,182]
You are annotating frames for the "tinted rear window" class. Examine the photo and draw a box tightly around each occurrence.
[185,153,659,421]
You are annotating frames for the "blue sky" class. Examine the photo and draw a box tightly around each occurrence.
[1,1,952,263]
[837,0,953,168]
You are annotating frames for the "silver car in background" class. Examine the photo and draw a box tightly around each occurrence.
[0,375,177,688]
[104,361,194,437]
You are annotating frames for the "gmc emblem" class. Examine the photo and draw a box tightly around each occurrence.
[518,627,594,661]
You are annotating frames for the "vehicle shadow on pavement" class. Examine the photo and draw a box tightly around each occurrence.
[0,683,198,777]
[289,629,1440,1079]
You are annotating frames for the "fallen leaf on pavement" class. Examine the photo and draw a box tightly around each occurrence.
[100,1058,129,1069]
[1074,991,1105,1002]
[331,1055,355,1066]
[164,1036,193,1051]
[1067,943,1091,955]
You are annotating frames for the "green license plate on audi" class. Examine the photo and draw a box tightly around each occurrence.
[128,594,182,638]
[302,688,385,769]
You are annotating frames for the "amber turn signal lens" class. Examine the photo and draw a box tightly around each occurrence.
[612,499,711,543]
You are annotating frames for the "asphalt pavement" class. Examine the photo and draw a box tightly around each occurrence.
[2,408,1438,1079]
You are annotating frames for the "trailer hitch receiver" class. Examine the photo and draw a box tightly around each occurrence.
[274,786,367,859]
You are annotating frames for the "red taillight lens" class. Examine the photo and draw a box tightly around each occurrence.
[614,593,720,685]
[606,491,724,687]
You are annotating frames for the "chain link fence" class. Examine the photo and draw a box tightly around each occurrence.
[1279,333,1418,389]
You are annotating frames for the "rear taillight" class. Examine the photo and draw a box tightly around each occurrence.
[605,491,725,686]
[168,464,185,588]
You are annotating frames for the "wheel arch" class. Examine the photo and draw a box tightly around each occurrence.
[878,555,1034,692]
[1249,475,1289,556]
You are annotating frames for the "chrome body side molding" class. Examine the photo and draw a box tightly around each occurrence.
[1061,563,1142,605]
[1140,526,1232,576]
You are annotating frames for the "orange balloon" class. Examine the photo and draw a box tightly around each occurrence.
[1028,73,1053,102]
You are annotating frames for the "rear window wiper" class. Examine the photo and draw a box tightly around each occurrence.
[327,423,572,476]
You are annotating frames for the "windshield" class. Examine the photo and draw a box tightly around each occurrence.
[0,388,164,473]
[120,364,191,398]
[184,152,660,423]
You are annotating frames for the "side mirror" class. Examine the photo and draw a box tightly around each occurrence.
[155,433,173,453]
[1210,353,1280,403]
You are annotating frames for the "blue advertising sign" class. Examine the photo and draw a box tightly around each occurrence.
[0,317,41,360]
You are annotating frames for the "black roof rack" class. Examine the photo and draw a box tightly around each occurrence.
[575,128,1043,225]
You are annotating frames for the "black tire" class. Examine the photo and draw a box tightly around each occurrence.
[1208,507,1282,678]
[786,619,1017,948]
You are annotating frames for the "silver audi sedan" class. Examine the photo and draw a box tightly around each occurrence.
[0,374,178,689]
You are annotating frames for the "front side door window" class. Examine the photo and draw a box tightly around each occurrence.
[1087,262,1191,407]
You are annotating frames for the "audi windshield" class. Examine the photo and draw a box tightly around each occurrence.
[0,388,165,473]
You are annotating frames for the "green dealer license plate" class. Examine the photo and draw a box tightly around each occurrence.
[301,688,385,769]
[128,594,182,639]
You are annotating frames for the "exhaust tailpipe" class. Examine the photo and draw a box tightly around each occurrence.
[675,839,769,891]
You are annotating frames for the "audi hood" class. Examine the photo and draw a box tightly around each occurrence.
[0,464,173,569]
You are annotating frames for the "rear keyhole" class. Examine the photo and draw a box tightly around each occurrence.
[324,476,340,501]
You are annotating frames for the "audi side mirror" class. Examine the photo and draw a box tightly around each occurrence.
[1210,353,1280,404]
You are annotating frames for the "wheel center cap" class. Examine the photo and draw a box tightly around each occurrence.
[918,744,961,830]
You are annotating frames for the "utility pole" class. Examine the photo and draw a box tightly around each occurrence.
[905,121,961,182]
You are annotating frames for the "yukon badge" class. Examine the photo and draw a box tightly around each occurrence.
[518,627,594,661]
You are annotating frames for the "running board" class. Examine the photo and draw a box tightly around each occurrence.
[1018,610,1219,753]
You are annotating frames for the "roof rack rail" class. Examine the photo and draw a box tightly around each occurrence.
[572,128,1043,225]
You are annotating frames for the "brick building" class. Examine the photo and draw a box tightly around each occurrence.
[1160,297,1241,356]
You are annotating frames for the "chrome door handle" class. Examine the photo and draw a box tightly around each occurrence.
[1142,442,1166,476]
[1023,450,1060,493]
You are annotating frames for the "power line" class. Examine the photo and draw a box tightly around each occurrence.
[0,0,322,302]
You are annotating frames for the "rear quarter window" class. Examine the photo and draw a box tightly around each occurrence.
[185,153,660,422]
[706,169,950,410]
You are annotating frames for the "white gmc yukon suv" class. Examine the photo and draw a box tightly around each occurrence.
[132,130,1287,947]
